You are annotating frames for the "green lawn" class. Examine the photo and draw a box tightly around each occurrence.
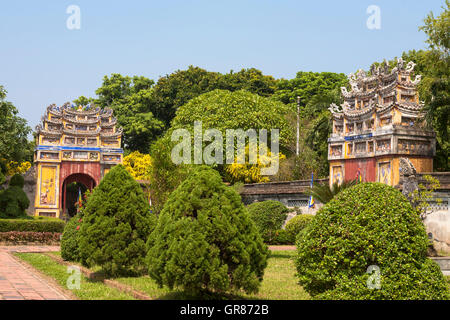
[114,250,309,300]
[14,253,135,300]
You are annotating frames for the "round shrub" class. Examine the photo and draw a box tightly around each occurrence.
[247,200,289,243]
[295,182,449,300]
[61,213,83,262]
[0,186,29,219]
[285,214,314,243]
[146,166,269,296]
[9,173,24,188]
[78,165,157,276]
[270,229,292,245]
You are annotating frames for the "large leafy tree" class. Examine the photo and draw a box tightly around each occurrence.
[171,89,294,149]
[419,0,450,171]
[148,89,293,208]
[273,71,347,106]
[217,68,277,97]
[91,74,164,153]
[0,86,32,164]
[152,66,279,127]
[151,66,222,126]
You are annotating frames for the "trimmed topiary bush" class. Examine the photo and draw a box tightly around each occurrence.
[269,229,292,245]
[78,165,157,276]
[0,175,29,219]
[295,182,449,300]
[247,200,289,243]
[285,214,314,243]
[61,213,83,262]
[146,166,269,296]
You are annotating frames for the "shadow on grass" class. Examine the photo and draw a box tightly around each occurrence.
[268,251,296,260]
[156,289,250,300]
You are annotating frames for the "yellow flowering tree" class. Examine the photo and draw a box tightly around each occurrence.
[224,144,286,184]
[6,161,31,177]
[123,151,153,206]
[123,151,152,181]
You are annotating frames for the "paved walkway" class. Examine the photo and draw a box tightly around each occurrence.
[268,245,296,251]
[0,245,69,300]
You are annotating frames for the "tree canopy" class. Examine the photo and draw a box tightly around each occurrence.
[0,86,32,164]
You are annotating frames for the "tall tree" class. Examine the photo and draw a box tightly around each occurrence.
[218,68,278,97]
[92,74,164,153]
[419,0,450,171]
[152,66,281,127]
[0,86,32,164]
[151,66,222,126]
[273,71,347,106]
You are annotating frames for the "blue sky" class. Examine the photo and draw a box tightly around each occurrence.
[0,1,445,129]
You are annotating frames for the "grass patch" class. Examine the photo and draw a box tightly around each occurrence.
[14,253,135,300]
[245,250,308,300]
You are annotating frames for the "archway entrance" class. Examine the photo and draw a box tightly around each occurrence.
[62,173,96,218]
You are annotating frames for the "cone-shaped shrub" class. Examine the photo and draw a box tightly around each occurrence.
[146,166,269,296]
[61,212,83,262]
[78,165,157,276]
[295,182,449,300]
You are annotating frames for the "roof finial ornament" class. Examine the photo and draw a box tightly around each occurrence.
[397,57,405,70]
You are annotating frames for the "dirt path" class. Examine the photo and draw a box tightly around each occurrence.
[268,245,296,251]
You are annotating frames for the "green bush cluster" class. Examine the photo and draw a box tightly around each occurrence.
[0,174,30,219]
[285,214,314,243]
[268,229,292,245]
[0,218,65,232]
[78,165,157,276]
[247,200,289,243]
[295,182,449,300]
[146,166,269,296]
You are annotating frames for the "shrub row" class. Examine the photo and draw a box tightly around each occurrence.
[0,231,61,244]
[0,218,65,233]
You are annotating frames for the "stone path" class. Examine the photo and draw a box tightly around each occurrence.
[0,245,69,300]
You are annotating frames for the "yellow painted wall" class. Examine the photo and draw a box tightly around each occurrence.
[34,163,60,217]
[408,157,433,173]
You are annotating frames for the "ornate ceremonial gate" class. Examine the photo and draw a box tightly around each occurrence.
[327,59,436,186]
[34,104,123,218]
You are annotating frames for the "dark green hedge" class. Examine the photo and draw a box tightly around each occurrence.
[0,218,65,233]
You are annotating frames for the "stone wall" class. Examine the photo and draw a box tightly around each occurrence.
[240,178,328,214]
[23,166,37,216]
